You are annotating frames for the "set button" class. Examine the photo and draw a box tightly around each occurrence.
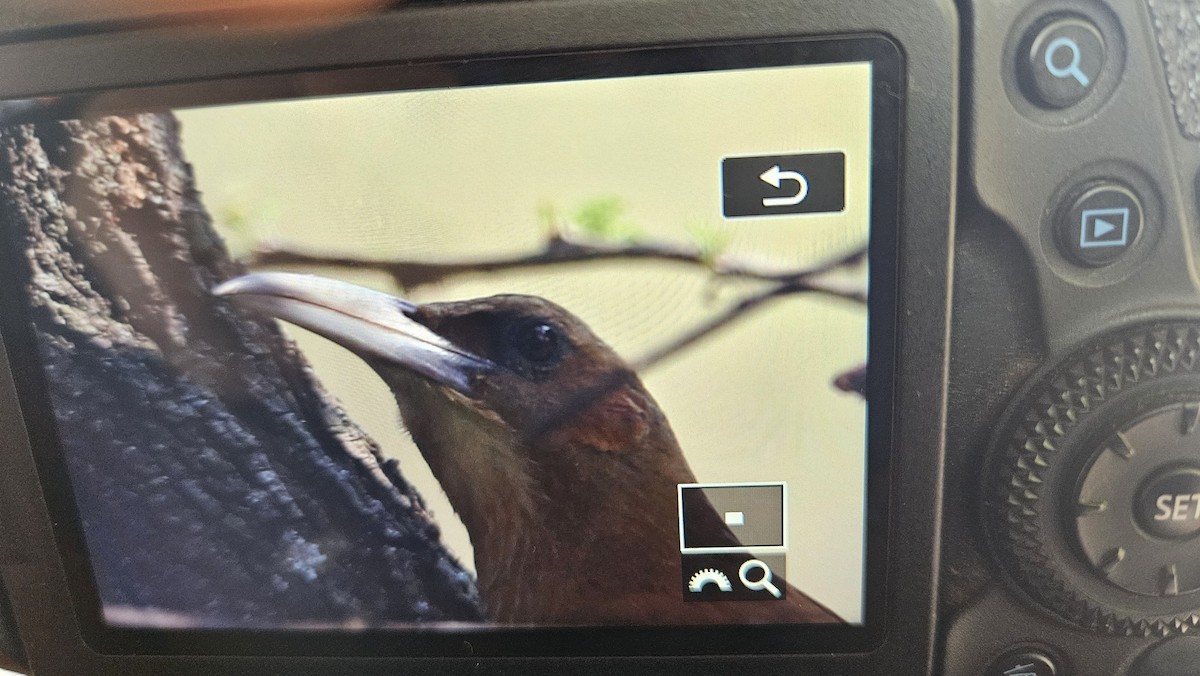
[1136,466,1200,541]
[1075,402,1200,597]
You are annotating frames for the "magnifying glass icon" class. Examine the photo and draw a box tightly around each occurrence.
[738,559,782,599]
[1044,36,1090,87]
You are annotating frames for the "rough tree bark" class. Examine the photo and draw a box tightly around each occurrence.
[0,113,484,627]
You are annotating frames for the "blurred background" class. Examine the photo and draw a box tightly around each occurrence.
[177,60,873,622]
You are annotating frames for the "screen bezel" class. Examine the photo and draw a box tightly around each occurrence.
[0,35,901,658]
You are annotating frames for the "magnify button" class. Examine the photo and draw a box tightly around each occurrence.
[1045,37,1088,86]
[738,559,783,599]
[1021,17,1107,109]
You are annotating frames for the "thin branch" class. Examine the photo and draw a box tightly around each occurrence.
[248,233,867,289]
[630,278,863,372]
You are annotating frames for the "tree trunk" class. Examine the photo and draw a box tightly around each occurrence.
[0,113,483,628]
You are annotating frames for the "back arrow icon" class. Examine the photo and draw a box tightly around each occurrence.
[759,165,809,207]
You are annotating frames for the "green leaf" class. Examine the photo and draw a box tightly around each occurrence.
[571,196,643,242]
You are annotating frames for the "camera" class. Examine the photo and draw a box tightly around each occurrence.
[0,0,1192,673]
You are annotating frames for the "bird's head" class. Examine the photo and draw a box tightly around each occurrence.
[214,272,688,545]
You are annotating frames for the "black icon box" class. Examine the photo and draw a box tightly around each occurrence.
[721,152,846,218]
[681,553,788,602]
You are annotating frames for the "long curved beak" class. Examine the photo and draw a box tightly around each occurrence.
[213,272,493,394]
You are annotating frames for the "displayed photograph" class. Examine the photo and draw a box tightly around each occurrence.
[0,58,874,629]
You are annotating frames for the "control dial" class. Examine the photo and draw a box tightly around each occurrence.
[988,324,1200,636]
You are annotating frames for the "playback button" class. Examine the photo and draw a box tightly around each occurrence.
[1056,182,1143,267]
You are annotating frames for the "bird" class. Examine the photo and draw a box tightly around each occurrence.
[214,271,843,626]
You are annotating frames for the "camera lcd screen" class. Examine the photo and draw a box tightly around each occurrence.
[0,38,900,656]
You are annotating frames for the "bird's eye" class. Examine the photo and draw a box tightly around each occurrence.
[492,316,570,378]
[511,321,561,364]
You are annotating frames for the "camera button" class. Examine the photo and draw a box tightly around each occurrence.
[1056,182,1143,267]
[986,648,1059,676]
[1019,17,1106,109]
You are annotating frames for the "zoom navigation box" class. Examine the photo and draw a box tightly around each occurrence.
[678,483,789,602]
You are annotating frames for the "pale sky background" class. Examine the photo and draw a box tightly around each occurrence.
[176,60,874,623]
